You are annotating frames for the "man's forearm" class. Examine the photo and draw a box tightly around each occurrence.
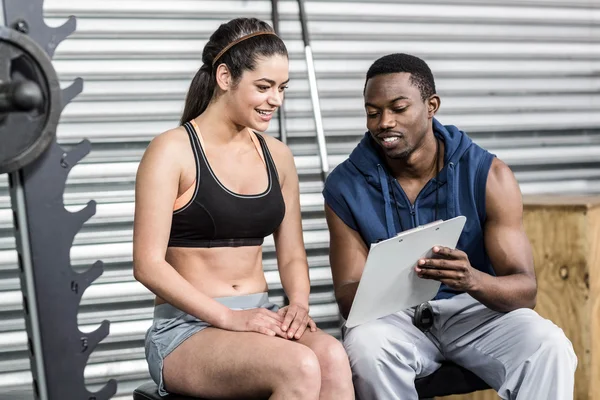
[469,271,537,313]
[336,281,360,319]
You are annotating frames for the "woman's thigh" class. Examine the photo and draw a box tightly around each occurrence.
[162,327,320,398]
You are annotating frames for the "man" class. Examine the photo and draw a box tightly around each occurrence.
[322,53,577,400]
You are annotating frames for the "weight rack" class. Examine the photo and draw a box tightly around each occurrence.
[0,1,115,399]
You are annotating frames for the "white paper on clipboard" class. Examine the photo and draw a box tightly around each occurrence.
[345,216,467,328]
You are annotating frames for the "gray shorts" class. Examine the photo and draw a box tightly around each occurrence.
[144,292,278,397]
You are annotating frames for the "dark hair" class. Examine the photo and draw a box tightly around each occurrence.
[180,18,288,124]
[364,53,436,101]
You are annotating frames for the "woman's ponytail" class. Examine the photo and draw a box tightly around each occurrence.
[179,64,215,125]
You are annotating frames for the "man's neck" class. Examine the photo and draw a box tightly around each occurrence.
[385,133,442,181]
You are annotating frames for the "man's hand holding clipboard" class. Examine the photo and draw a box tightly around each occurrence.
[416,246,483,292]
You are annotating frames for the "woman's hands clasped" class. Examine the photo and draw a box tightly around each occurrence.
[278,303,317,339]
[221,303,316,339]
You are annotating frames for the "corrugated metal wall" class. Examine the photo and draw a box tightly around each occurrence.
[0,0,598,398]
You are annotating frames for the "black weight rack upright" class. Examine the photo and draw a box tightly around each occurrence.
[0,0,115,399]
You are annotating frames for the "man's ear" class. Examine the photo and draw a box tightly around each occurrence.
[427,95,441,117]
[215,63,232,91]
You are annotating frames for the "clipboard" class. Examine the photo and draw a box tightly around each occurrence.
[345,216,467,328]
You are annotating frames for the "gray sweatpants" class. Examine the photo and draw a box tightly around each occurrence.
[343,293,577,400]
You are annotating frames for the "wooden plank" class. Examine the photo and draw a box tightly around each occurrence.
[586,207,600,400]
[523,195,600,209]
[522,205,589,400]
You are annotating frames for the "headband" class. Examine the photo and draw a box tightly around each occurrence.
[212,31,278,67]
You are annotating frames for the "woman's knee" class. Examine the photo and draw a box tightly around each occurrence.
[258,344,320,400]
[308,335,351,379]
[278,344,322,386]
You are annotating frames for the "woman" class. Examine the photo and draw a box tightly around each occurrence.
[133,17,354,399]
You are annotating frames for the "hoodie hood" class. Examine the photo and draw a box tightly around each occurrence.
[349,118,472,184]
[348,118,474,237]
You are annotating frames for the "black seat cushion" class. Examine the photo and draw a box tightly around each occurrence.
[415,362,490,398]
[134,362,490,400]
[133,382,261,400]
[133,382,200,400]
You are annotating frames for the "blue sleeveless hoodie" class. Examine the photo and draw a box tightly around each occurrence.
[323,118,496,300]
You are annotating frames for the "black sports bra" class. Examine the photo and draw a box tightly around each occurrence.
[168,121,286,248]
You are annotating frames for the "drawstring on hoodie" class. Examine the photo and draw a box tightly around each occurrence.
[447,161,456,219]
[377,164,397,237]
[433,137,441,221]
[389,176,405,233]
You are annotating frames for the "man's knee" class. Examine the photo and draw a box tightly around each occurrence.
[536,321,577,370]
[344,320,417,371]
[512,308,577,370]
[344,321,385,363]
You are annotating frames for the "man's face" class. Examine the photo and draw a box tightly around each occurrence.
[364,72,434,160]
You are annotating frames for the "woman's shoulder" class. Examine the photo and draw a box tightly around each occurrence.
[253,131,293,161]
[146,126,190,156]
[252,131,296,184]
[139,125,191,170]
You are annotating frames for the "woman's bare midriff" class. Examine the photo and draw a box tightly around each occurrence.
[155,245,269,305]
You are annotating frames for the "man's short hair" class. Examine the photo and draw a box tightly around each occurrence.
[365,53,436,101]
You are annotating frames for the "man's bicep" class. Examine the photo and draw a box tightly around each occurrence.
[325,203,368,290]
[484,158,534,277]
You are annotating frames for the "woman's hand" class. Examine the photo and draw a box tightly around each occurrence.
[278,303,317,339]
[221,308,287,338]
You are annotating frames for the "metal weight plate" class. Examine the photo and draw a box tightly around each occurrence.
[0,25,61,174]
